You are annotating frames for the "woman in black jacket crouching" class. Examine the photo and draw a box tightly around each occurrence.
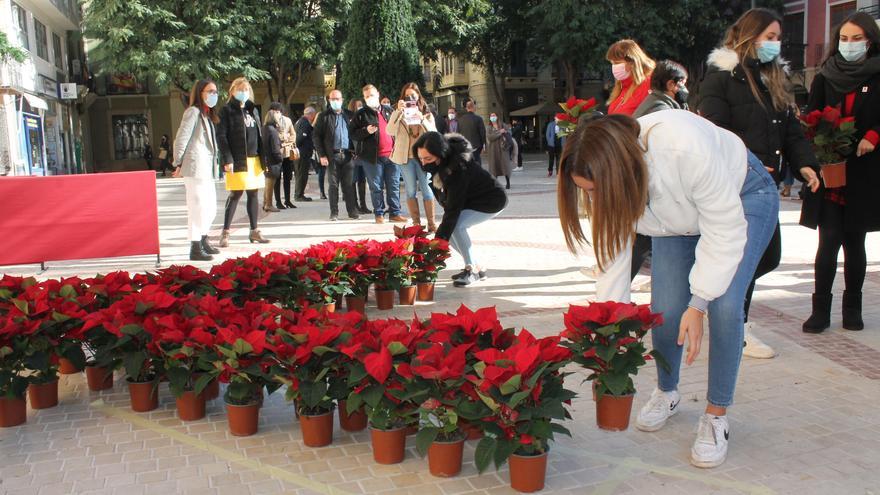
[412,132,507,287]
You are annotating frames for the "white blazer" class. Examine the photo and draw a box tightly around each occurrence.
[595,110,749,307]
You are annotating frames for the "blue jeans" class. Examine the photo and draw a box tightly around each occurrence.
[359,157,401,217]
[449,209,503,267]
[401,158,435,200]
[650,151,778,407]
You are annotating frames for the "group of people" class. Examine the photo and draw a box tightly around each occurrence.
[558,8,878,470]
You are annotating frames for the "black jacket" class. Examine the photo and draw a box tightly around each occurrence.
[456,111,487,151]
[262,123,284,167]
[294,116,315,161]
[349,105,393,164]
[217,100,263,172]
[431,134,508,240]
[312,108,353,159]
[800,68,880,232]
[698,47,816,183]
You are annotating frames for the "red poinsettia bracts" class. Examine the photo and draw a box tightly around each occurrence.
[800,106,858,163]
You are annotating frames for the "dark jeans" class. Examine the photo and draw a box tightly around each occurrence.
[516,141,523,167]
[473,146,483,166]
[313,158,326,197]
[328,152,357,216]
[223,189,259,230]
[359,156,402,217]
[814,201,867,295]
[547,148,559,173]
[294,157,311,199]
[281,158,294,203]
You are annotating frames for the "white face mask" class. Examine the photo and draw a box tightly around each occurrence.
[365,96,380,108]
[447,113,456,121]
[839,40,869,62]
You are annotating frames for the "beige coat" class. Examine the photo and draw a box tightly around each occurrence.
[486,123,516,177]
[388,108,437,165]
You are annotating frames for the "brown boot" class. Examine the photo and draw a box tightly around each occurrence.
[263,178,279,212]
[423,200,437,233]
[249,229,270,244]
[219,229,230,247]
[406,198,421,226]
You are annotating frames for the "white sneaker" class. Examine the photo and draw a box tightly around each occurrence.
[513,166,524,172]
[691,414,729,468]
[635,388,681,432]
[742,322,776,359]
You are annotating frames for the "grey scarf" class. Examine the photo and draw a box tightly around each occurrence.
[821,54,880,94]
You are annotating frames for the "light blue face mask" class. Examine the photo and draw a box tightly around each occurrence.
[329,100,342,111]
[234,90,249,103]
[756,40,781,63]
[839,41,868,62]
[205,92,219,108]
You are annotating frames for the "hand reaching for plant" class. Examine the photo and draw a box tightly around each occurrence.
[677,307,704,366]
[856,138,875,157]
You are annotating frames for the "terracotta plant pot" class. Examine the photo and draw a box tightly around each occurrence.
[595,393,635,431]
[59,358,82,375]
[226,402,260,436]
[28,380,59,409]
[371,427,407,464]
[85,364,114,391]
[509,452,548,493]
[821,161,846,189]
[398,286,416,306]
[204,379,220,401]
[428,438,465,477]
[127,379,159,412]
[300,410,334,447]
[460,420,483,440]
[322,302,336,313]
[375,289,395,310]
[0,396,27,427]
[176,390,206,421]
[338,400,367,432]
[417,281,435,301]
[345,296,366,314]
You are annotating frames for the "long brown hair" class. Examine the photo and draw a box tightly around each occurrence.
[558,114,648,270]
[399,82,427,113]
[189,79,220,123]
[722,8,792,112]
[823,12,880,63]
[606,40,655,104]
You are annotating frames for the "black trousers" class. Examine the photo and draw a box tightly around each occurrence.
[281,158,294,202]
[328,152,356,216]
[814,201,867,295]
[294,157,311,199]
[743,222,781,322]
[547,148,559,173]
[223,189,259,230]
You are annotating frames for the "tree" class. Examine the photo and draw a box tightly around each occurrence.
[82,0,266,93]
[0,32,27,64]
[340,0,423,100]
[410,0,490,60]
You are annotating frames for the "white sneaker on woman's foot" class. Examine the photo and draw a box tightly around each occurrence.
[635,388,681,432]
[742,322,776,359]
[691,414,729,468]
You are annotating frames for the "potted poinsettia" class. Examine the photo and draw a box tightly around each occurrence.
[341,317,426,463]
[469,329,575,493]
[561,302,665,431]
[369,239,415,309]
[800,106,857,188]
[0,276,32,426]
[394,225,451,301]
[300,242,350,312]
[338,240,376,313]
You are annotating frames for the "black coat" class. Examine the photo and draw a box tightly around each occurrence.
[349,105,393,164]
[800,70,880,232]
[312,108,353,159]
[431,134,508,240]
[699,48,816,183]
[262,123,284,167]
[294,116,315,161]
[456,112,487,151]
[217,100,262,172]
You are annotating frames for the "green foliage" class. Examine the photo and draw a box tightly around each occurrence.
[410,0,490,60]
[0,32,27,64]
[340,0,424,100]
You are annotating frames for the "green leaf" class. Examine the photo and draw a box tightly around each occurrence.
[232,339,253,355]
[508,390,531,409]
[59,284,77,299]
[494,439,518,469]
[312,345,335,356]
[387,341,408,356]
[120,324,143,336]
[601,372,631,396]
[473,361,487,377]
[477,391,499,411]
[123,351,145,380]
[360,384,385,408]
[11,298,28,315]
[415,427,439,456]
[474,437,497,474]
[499,374,522,395]
[194,373,214,396]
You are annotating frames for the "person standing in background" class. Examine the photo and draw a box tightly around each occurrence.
[606,39,655,116]
[278,105,298,209]
[295,106,318,201]
[438,107,459,134]
[456,97,486,164]
[510,119,524,171]
[486,112,515,189]
[545,118,564,176]
[159,134,171,176]
[262,103,285,213]
[313,89,358,221]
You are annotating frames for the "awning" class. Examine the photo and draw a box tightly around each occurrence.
[509,101,559,117]
[23,93,49,111]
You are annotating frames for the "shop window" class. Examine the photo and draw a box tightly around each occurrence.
[34,19,48,61]
[12,2,28,50]
[112,114,150,161]
[53,33,63,68]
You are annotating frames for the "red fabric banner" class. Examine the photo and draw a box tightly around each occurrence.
[0,171,160,266]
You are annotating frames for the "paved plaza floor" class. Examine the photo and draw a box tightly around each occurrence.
[2,154,880,494]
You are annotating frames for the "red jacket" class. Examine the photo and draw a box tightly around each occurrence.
[608,77,652,116]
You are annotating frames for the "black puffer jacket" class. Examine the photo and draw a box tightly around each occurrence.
[262,123,284,167]
[217,100,263,172]
[430,134,508,240]
[349,104,393,164]
[698,47,817,183]
[801,68,880,232]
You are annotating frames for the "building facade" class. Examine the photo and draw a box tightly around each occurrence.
[0,0,85,176]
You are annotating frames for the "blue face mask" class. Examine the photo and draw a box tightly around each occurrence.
[839,41,868,62]
[756,40,781,63]
[329,100,342,111]
[234,90,249,103]
[205,92,219,108]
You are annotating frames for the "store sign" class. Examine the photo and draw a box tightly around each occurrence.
[59,83,77,100]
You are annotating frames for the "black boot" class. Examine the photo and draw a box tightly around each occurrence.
[803,293,832,333]
[189,241,213,261]
[842,291,864,331]
[201,235,220,255]
[357,181,372,214]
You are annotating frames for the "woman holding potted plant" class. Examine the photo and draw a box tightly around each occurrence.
[801,12,880,333]
[558,110,779,468]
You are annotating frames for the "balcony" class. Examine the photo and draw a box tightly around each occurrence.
[859,4,879,19]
